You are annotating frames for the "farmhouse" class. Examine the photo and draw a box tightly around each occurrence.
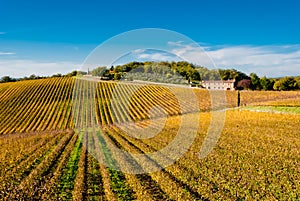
[201,79,235,90]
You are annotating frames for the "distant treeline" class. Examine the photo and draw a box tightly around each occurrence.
[90,61,249,81]
[0,71,78,83]
[89,61,300,91]
[1,61,300,91]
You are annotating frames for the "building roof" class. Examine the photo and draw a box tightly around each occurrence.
[201,79,235,83]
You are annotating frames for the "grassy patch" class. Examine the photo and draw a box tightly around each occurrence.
[243,106,300,114]
[58,133,83,199]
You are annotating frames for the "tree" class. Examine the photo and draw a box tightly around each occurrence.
[189,70,200,81]
[114,73,122,80]
[0,76,14,83]
[219,69,249,82]
[133,66,144,73]
[273,77,299,91]
[237,79,251,90]
[52,73,62,78]
[65,70,77,77]
[114,65,123,73]
[296,77,300,88]
[208,69,220,80]
[219,69,231,80]
[234,71,250,82]
[250,73,261,90]
[260,76,275,90]
[144,64,153,73]
[29,74,37,80]
[91,66,107,76]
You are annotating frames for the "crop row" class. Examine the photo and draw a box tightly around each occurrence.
[1,111,298,200]
[0,78,74,134]
[1,77,300,134]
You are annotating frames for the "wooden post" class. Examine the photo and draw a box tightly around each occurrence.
[237,90,241,107]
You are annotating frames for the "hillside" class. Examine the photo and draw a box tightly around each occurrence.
[0,77,300,200]
[1,77,300,135]
[0,77,74,134]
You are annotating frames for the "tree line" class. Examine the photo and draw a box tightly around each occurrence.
[0,71,78,83]
[237,73,300,91]
[90,61,300,91]
[1,61,299,91]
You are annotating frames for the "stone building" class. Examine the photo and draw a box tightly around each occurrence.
[201,80,235,90]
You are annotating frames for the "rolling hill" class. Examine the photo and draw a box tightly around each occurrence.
[0,77,300,200]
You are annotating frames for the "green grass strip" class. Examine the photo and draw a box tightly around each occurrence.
[243,106,300,114]
[96,130,135,201]
[58,132,83,200]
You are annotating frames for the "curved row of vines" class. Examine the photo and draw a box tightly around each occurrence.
[1,77,299,134]
[0,77,299,199]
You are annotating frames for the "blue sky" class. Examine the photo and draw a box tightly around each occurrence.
[0,0,299,77]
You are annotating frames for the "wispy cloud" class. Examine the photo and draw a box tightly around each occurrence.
[0,52,15,55]
[131,49,180,61]
[208,45,300,77]
[1,43,299,78]
[137,52,177,61]
[167,41,184,46]
[0,59,81,78]
[169,43,300,77]
[132,49,145,54]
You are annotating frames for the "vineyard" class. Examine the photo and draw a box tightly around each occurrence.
[0,77,300,200]
[1,77,299,134]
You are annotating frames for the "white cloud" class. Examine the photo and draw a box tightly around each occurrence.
[128,49,182,62]
[0,59,81,78]
[0,52,15,55]
[171,44,215,67]
[208,45,300,77]
[132,49,145,53]
[167,41,184,46]
[137,52,177,61]
[170,43,300,77]
[131,49,178,61]
[2,43,299,78]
